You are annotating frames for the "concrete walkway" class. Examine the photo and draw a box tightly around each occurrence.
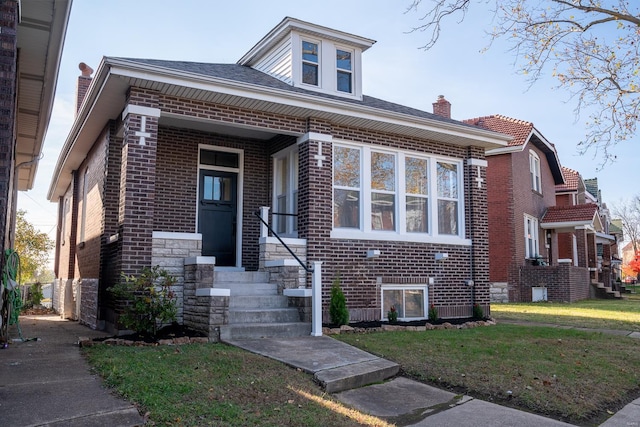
[228,331,640,427]
[0,315,143,427]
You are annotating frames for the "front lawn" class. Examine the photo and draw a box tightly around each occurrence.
[491,292,640,331]
[83,343,391,427]
[336,324,640,425]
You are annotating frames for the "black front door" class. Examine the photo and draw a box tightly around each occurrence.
[198,170,237,266]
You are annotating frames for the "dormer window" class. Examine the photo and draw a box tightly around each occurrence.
[336,49,352,93]
[302,41,319,86]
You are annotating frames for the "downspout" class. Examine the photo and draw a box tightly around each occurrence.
[8,154,43,249]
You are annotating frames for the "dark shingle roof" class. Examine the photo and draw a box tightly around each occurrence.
[115,58,476,128]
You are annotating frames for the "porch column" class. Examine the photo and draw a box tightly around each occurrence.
[119,89,161,275]
[575,227,589,269]
[587,232,598,283]
[466,153,490,314]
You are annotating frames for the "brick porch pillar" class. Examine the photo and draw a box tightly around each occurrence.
[575,227,589,269]
[587,232,598,283]
[119,89,161,275]
[466,151,490,314]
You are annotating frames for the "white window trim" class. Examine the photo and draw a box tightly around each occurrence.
[331,141,469,245]
[529,150,542,193]
[291,33,362,99]
[196,144,244,267]
[381,284,429,320]
[524,213,540,258]
[272,145,299,238]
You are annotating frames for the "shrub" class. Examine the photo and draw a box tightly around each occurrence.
[110,266,177,338]
[473,303,484,320]
[387,305,398,323]
[428,303,438,322]
[329,276,349,326]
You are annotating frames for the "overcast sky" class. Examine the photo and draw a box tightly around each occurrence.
[19,0,637,254]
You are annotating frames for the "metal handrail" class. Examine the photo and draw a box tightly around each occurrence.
[254,210,313,273]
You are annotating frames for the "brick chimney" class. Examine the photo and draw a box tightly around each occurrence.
[432,95,451,119]
[76,62,94,113]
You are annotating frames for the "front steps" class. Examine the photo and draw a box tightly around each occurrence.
[592,282,623,299]
[217,271,311,341]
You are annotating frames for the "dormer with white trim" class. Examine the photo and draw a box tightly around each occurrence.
[237,17,375,100]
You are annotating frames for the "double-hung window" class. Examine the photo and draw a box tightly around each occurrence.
[302,40,319,86]
[273,148,299,236]
[371,151,396,231]
[524,214,539,258]
[333,143,464,242]
[336,49,352,93]
[529,150,541,193]
[333,146,361,228]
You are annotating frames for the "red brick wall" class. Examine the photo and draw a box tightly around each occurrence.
[75,128,109,280]
[519,263,589,302]
[557,232,574,260]
[556,193,572,206]
[487,154,514,283]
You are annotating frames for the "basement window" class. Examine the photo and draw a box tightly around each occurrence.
[381,285,428,320]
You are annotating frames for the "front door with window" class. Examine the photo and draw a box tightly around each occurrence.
[198,170,237,266]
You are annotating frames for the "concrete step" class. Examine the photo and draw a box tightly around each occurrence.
[220,322,312,340]
[315,359,400,393]
[215,271,269,283]
[229,307,301,324]
[216,282,278,296]
[230,295,289,309]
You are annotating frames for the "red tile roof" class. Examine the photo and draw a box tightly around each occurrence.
[463,114,533,147]
[556,166,581,192]
[541,203,599,224]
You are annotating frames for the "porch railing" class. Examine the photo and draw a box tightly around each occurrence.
[255,207,323,336]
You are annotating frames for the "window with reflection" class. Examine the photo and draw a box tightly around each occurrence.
[336,49,352,93]
[333,146,361,228]
[405,157,428,233]
[302,41,319,86]
[437,162,458,235]
[371,151,396,231]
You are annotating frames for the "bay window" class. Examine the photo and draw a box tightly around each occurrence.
[332,143,465,241]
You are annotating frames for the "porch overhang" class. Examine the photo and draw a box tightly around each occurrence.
[15,0,71,190]
[48,56,509,200]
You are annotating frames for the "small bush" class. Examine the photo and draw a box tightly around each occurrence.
[110,266,177,338]
[473,303,484,320]
[387,305,398,323]
[329,276,349,326]
[428,303,438,321]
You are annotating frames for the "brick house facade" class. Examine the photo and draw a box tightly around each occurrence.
[463,115,566,302]
[48,18,509,332]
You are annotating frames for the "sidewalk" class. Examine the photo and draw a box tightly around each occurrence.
[0,315,143,427]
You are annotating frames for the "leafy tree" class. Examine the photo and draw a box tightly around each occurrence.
[612,197,640,253]
[14,210,54,284]
[407,0,640,161]
[628,250,640,277]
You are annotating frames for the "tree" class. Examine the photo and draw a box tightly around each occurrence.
[407,0,640,162]
[612,197,640,253]
[14,210,54,284]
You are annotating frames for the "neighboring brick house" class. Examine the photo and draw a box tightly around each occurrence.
[48,17,509,335]
[462,115,568,302]
[0,0,70,275]
[544,168,622,292]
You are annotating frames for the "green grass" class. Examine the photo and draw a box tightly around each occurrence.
[336,325,640,425]
[83,343,391,427]
[491,293,640,331]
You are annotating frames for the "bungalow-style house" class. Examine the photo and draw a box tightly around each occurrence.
[462,115,565,302]
[0,0,70,273]
[48,17,510,338]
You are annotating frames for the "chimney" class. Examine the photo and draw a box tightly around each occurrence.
[432,95,451,119]
[76,62,94,113]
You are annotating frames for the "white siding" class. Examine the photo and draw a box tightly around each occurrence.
[254,37,293,85]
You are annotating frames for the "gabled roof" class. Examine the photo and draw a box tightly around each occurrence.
[48,56,510,199]
[463,114,564,185]
[541,203,602,230]
[556,166,581,193]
